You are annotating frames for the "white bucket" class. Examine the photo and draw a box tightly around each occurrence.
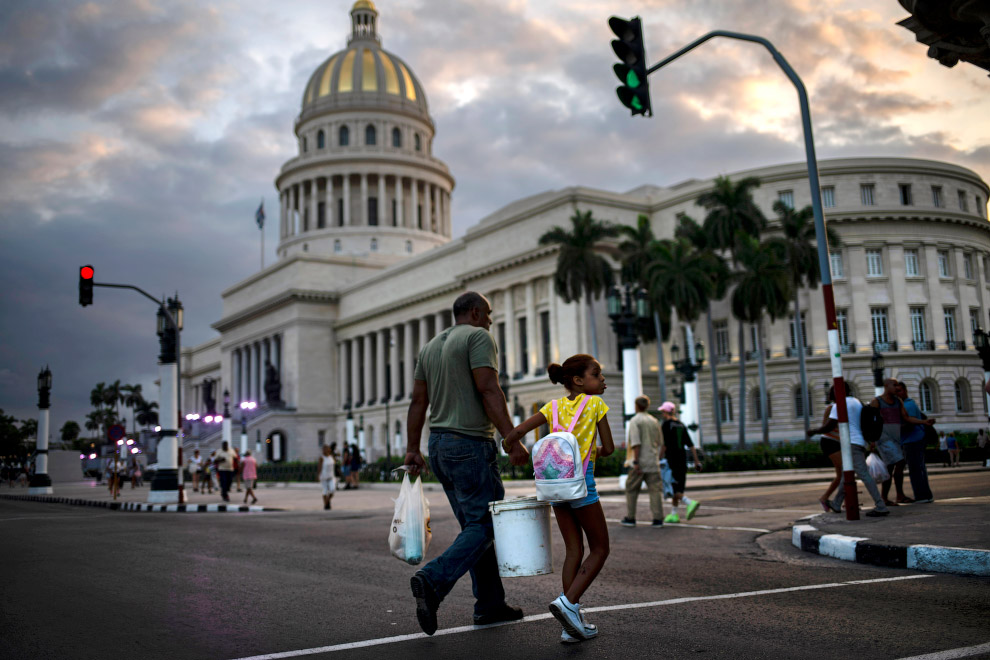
[489,496,553,578]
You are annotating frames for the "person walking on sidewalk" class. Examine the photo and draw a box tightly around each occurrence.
[946,430,961,467]
[189,449,203,492]
[658,402,702,523]
[214,441,237,502]
[869,378,933,505]
[621,395,665,528]
[318,444,336,510]
[403,292,529,636]
[807,386,843,513]
[978,428,989,467]
[241,450,258,505]
[895,381,934,503]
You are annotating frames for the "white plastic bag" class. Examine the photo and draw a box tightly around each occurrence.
[865,452,889,483]
[389,469,431,565]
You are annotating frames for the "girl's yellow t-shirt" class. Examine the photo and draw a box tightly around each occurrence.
[539,394,609,464]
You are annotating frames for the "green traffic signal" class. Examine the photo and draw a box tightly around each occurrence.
[609,15,652,117]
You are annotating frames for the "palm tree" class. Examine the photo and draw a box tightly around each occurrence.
[136,400,159,430]
[539,209,619,357]
[90,382,110,439]
[618,214,670,401]
[122,384,145,435]
[696,175,767,448]
[731,233,792,444]
[84,411,102,440]
[105,379,124,419]
[771,201,842,437]
[676,214,731,445]
[60,420,81,448]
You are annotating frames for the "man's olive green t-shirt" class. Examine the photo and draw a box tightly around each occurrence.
[414,324,499,439]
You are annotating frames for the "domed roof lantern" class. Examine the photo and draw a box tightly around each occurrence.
[350,0,380,44]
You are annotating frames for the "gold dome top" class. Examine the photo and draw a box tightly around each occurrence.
[352,0,377,10]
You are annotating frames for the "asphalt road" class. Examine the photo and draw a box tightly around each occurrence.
[2,471,987,660]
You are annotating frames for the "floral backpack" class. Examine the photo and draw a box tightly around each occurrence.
[532,396,592,502]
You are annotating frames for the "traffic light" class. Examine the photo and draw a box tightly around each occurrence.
[79,265,94,306]
[609,16,652,116]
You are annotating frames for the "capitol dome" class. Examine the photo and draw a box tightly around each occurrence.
[300,1,429,123]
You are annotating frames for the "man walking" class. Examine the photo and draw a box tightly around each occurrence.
[621,396,665,528]
[658,402,702,523]
[214,441,237,502]
[869,378,933,506]
[404,292,529,635]
[895,381,934,502]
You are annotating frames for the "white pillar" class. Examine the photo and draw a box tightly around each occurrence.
[432,184,439,233]
[504,287,517,377]
[28,407,53,494]
[525,279,537,376]
[378,174,386,226]
[339,342,349,408]
[309,178,318,231]
[292,184,299,235]
[622,347,644,446]
[404,320,415,398]
[390,326,400,401]
[362,334,373,406]
[419,316,430,348]
[548,279,559,364]
[360,174,368,226]
[435,311,445,334]
[327,175,334,227]
[351,338,362,407]
[149,361,179,503]
[222,416,233,451]
[681,326,701,448]
[411,179,419,229]
[343,174,351,226]
[396,176,404,227]
[443,190,450,236]
[345,412,355,448]
[255,342,262,403]
[376,328,387,403]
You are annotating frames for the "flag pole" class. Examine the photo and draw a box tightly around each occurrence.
[261,223,264,270]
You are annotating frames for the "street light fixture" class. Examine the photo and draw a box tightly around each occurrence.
[871,347,885,396]
[29,365,54,494]
[240,400,257,456]
[607,283,650,425]
[670,341,705,433]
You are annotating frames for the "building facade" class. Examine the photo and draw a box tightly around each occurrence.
[179,2,990,460]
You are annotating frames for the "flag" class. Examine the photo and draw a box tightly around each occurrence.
[255,199,265,230]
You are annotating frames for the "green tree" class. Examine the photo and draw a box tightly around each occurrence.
[105,379,124,418]
[539,209,619,358]
[0,410,27,459]
[731,233,792,444]
[60,420,81,447]
[122,384,145,435]
[771,201,842,437]
[135,399,159,430]
[618,214,671,401]
[696,175,767,447]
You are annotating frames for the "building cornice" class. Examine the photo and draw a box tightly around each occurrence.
[212,289,339,334]
[276,154,453,190]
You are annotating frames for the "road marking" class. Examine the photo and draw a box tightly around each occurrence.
[605,518,771,533]
[895,642,990,660]
[598,497,813,514]
[0,513,116,522]
[227,574,934,660]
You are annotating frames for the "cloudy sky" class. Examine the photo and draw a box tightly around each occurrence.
[1,0,988,437]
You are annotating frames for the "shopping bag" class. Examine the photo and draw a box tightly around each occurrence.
[865,452,889,483]
[388,469,431,565]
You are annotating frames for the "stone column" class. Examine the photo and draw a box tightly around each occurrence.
[352,337,362,407]
[343,174,351,226]
[339,341,349,407]
[419,316,430,347]
[548,278,559,365]
[404,320,416,398]
[327,175,335,227]
[395,176,404,227]
[376,328,387,403]
[411,179,419,229]
[378,174,386,226]
[504,286,517,377]
[435,310,445,334]
[292,184,299,235]
[390,325,401,400]
[242,347,251,403]
[431,184,439,233]
[362,334,372,406]
[309,178,318,231]
[360,173,368,226]
[279,191,286,238]
[255,342,263,403]
[525,279,537,376]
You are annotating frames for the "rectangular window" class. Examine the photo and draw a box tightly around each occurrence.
[719,393,733,423]
[517,317,528,376]
[368,197,378,226]
[830,251,844,278]
[932,185,943,208]
[337,199,344,227]
[910,306,927,342]
[714,320,730,357]
[944,307,957,342]
[789,312,808,348]
[958,190,969,212]
[904,248,920,276]
[899,183,913,206]
[778,190,794,209]
[822,186,835,208]
[937,250,951,278]
[871,307,890,343]
[964,253,973,280]
[317,202,326,229]
[971,308,981,338]
[836,309,850,346]
[866,248,883,277]
[861,183,876,206]
[540,310,551,368]
[318,430,325,447]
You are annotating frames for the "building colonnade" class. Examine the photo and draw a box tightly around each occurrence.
[231,335,282,407]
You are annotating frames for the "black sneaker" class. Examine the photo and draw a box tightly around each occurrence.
[410,573,440,635]
[865,508,890,517]
[651,519,664,528]
[620,517,636,527]
[473,603,524,625]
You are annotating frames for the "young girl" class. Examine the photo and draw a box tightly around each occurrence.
[504,354,614,643]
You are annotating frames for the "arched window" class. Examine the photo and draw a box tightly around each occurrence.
[392,127,402,148]
[405,240,413,253]
[339,125,349,146]
[370,237,378,252]
[954,379,971,412]
[317,130,325,149]
[365,124,376,145]
[794,387,812,418]
[718,392,733,423]
[333,239,342,253]
[414,133,421,151]
[919,380,937,414]
[752,388,772,421]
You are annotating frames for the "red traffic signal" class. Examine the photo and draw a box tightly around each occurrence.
[79,265,94,306]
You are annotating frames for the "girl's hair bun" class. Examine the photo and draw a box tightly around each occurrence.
[547,363,564,384]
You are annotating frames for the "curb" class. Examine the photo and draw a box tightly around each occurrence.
[0,493,282,513]
[791,516,990,577]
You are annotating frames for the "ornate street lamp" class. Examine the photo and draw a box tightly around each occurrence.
[871,347,885,397]
[607,284,650,425]
[670,341,705,432]
[29,366,54,494]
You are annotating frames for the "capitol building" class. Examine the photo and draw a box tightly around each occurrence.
[179,1,990,461]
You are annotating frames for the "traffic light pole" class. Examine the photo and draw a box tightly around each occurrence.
[644,30,859,520]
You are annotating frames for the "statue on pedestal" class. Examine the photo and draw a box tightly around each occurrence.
[264,361,284,408]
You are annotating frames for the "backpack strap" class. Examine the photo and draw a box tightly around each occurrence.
[565,395,593,434]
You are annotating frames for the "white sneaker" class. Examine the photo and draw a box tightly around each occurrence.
[549,595,588,639]
[559,613,597,643]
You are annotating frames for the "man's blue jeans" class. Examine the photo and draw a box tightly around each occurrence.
[418,432,506,616]
[903,441,933,501]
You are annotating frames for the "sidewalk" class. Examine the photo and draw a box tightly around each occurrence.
[792,494,990,577]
